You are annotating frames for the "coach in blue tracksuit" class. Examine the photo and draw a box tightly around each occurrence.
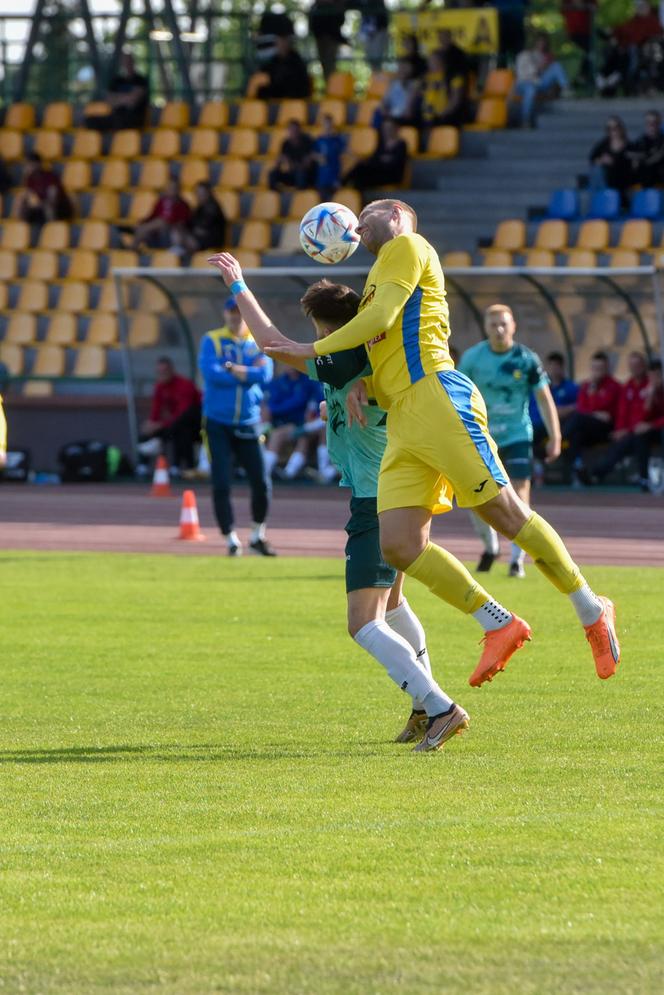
[198,296,275,556]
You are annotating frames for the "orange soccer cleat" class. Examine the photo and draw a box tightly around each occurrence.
[468,614,532,687]
[584,596,620,679]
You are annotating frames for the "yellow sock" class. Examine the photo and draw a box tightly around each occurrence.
[405,542,489,615]
[514,511,584,594]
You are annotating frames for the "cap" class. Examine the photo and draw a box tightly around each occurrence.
[225,296,239,310]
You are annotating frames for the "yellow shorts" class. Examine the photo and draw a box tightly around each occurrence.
[377,371,508,515]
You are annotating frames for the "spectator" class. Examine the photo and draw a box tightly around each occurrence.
[562,1,597,88]
[254,9,295,64]
[85,52,149,131]
[562,350,622,486]
[309,0,346,82]
[257,34,312,100]
[377,59,422,127]
[437,28,471,83]
[262,368,326,479]
[137,357,202,475]
[421,49,470,128]
[198,297,275,557]
[0,156,11,195]
[613,0,663,94]
[312,114,346,201]
[128,178,191,250]
[595,34,631,97]
[401,33,428,81]
[342,117,408,190]
[170,182,226,257]
[353,0,390,70]
[588,116,633,209]
[627,109,664,187]
[494,0,528,64]
[530,350,578,473]
[513,32,569,128]
[580,354,664,491]
[13,152,73,223]
[268,120,316,192]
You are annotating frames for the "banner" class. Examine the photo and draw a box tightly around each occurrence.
[393,7,499,56]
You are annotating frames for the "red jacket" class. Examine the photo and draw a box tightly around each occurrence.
[643,383,664,431]
[150,374,201,426]
[148,195,191,225]
[616,375,650,431]
[576,375,621,423]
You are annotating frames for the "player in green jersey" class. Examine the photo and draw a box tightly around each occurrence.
[207,251,469,752]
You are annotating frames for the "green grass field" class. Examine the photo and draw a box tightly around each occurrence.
[1,551,662,994]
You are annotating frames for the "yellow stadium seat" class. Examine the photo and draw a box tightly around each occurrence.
[46,313,77,345]
[57,281,89,311]
[366,72,393,100]
[534,220,568,251]
[215,190,240,221]
[334,187,362,215]
[72,345,106,377]
[6,313,36,344]
[42,102,73,130]
[62,160,91,193]
[565,249,596,267]
[26,250,58,281]
[275,100,308,127]
[245,72,270,99]
[137,283,169,313]
[88,191,120,221]
[32,344,66,377]
[99,159,131,191]
[0,282,8,311]
[148,129,180,158]
[481,249,512,267]
[467,98,508,131]
[442,251,472,266]
[107,249,140,269]
[1,220,30,250]
[522,248,555,267]
[288,190,319,219]
[159,101,190,129]
[0,249,17,280]
[233,249,261,268]
[423,126,459,159]
[236,99,269,129]
[398,126,419,157]
[65,248,98,281]
[5,103,35,130]
[348,127,378,157]
[23,380,53,397]
[33,129,63,160]
[78,221,110,251]
[483,69,515,98]
[180,159,210,190]
[96,280,119,313]
[127,191,155,220]
[84,100,112,118]
[218,159,249,190]
[315,99,347,127]
[493,219,526,251]
[0,343,24,375]
[238,221,271,252]
[15,280,49,311]
[188,128,219,158]
[609,249,640,268]
[576,220,609,251]
[265,128,287,158]
[109,129,141,159]
[250,190,280,221]
[354,100,380,127]
[70,129,102,160]
[618,219,652,251]
[87,314,118,345]
[228,128,259,158]
[275,222,301,253]
[198,101,229,129]
[0,129,23,161]
[147,250,181,268]
[128,314,159,347]
[326,71,355,101]
[136,158,170,189]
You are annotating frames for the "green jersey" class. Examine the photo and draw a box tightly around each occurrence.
[458,341,548,448]
[305,347,387,498]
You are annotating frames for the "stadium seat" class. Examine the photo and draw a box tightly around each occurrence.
[22,380,53,398]
[275,100,308,127]
[546,188,581,221]
[62,160,92,193]
[326,71,355,101]
[467,98,507,130]
[0,342,24,374]
[353,100,380,127]
[272,222,300,253]
[148,129,180,158]
[87,314,118,345]
[0,283,9,310]
[109,129,141,159]
[483,68,515,98]
[565,249,597,267]
[188,128,219,158]
[1,221,31,250]
[136,158,170,189]
[617,219,652,251]
[227,128,259,159]
[15,280,48,312]
[4,103,35,130]
[83,100,112,119]
[146,249,181,268]
[265,128,287,159]
[180,158,210,189]
[334,187,362,215]
[348,127,378,157]
[238,220,271,252]
[218,159,249,190]
[42,102,73,130]
[215,190,240,221]
[0,248,17,280]
[128,314,159,347]
[78,221,111,251]
[70,129,102,160]
[587,188,621,220]
[127,191,155,220]
[315,99,347,128]
[250,190,280,221]
[99,159,131,191]
[398,126,419,157]
[0,129,23,161]
[26,250,58,281]
[441,251,472,266]
[33,129,63,160]
[57,281,89,312]
[422,126,459,159]
[233,250,261,268]
[88,191,120,221]
[159,102,190,129]
[609,249,640,268]
[492,219,526,251]
[522,248,555,267]
[32,343,66,378]
[629,188,663,220]
[236,99,269,129]
[576,220,609,251]
[534,220,569,251]
[96,280,119,313]
[198,101,229,129]
[46,313,77,345]
[481,249,512,266]
[137,283,169,313]
[288,190,319,219]
[106,249,140,269]
[366,72,393,100]
[6,313,36,343]
[65,249,98,281]
[245,72,270,99]
[72,345,106,377]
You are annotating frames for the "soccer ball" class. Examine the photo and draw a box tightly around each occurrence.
[299,202,360,264]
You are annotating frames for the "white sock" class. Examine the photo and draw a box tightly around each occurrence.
[317,444,330,472]
[569,583,603,626]
[354,620,453,717]
[250,521,266,543]
[284,450,306,478]
[472,599,513,632]
[510,542,525,566]
[263,449,278,476]
[385,598,432,711]
[227,530,241,549]
[470,511,500,555]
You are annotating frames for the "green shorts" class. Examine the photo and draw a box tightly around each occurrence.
[344,496,397,594]
[498,441,533,481]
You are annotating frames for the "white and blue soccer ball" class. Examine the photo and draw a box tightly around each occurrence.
[299,202,360,264]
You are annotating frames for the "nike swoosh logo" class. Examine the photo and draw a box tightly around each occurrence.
[474,479,489,493]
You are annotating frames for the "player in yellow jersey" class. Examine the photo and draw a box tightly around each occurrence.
[269,199,621,714]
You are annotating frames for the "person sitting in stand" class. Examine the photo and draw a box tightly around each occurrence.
[257,34,312,100]
[512,32,569,128]
[376,59,422,127]
[420,49,470,128]
[170,181,227,257]
[401,33,427,81]
[529,351,578,483]
[128,178,191,250]
[268,120,316,192]
[13,153,73,223]
[85,52,149,131]
[137,356,202,476]
[588,116,633,209]
[342,117,408,191]
[627,109,664,187]
[562,350,622,487]
[262,367,324,479]
[312,114,346,201]
[437,28,471,86]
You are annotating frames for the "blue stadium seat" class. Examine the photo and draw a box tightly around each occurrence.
[629,188,663,220]
[587,188,621,220]
[546,188,580,221]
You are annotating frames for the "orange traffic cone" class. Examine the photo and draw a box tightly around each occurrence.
[176,489,205,541]
[150,455,172,497]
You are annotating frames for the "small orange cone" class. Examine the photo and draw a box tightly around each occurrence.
[150,455,172,497]
[176,489,205,541]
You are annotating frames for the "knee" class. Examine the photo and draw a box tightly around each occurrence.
[380,533,425,572]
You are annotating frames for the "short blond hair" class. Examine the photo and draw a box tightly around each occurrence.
[485,303,514,318]
[366,198,418,231]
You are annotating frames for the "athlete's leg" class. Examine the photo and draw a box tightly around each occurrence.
[206,419,240,552]
[234,433,274,554]
[509,477,530,573]
[385,571,433,732]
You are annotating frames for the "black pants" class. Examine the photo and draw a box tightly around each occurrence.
[206,418,270,535]
[593,429,661,482]
[140,402,201,469]
[563,412,612,466]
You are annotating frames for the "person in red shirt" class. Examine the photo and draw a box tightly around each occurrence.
[582,354,664,491]
[138,356,202,474]
[130,178,191,250]
[14,153,73,224]
[562,350,621,484]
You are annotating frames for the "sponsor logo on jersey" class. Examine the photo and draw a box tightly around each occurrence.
[367,332,386,349]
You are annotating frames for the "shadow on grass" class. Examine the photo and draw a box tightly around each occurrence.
[0,741,391,764]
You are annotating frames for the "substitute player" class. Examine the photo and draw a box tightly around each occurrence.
[459,304,562,579]
[266,198,621,686]
[208,253,468,752]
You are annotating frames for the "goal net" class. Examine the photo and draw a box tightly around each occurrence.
[113,265,664,454]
